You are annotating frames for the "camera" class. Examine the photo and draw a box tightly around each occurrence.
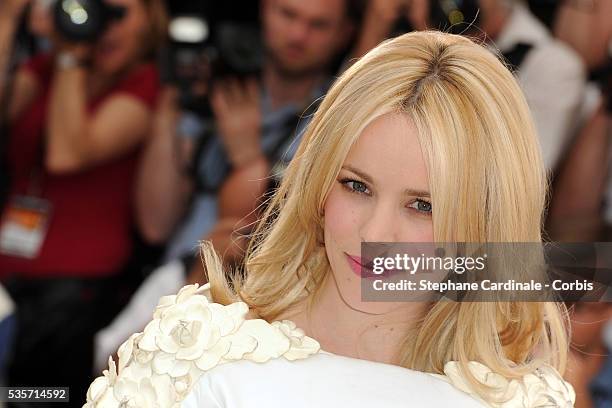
[160,2,263,114]
[53,0,125,42]
[163,18,263,112]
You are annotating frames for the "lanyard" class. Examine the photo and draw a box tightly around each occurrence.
[26,139,47,198]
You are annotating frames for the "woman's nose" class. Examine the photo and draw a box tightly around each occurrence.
[359,200,400,243]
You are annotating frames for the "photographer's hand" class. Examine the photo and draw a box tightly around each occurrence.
[0,0,31,19]
[54,37,94,65]
[186,155,270,285]
[406,0,430,31]
[0,0,32,118]
[45,39,152,174]
[210,77,263,168]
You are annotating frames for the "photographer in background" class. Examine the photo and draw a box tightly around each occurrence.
[549,0,612,241]
[93,0,358,372]
[138,0,356,271]
[548,4,612,404]
[0,0,167,404]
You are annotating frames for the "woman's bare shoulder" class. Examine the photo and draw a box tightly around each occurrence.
[83,283,320,407]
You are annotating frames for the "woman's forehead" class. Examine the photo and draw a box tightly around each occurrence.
[342,113,429,192]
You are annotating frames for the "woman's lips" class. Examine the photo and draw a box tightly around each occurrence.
[345,253,401,279]
[345,254,378,278]
[346,254,362,277]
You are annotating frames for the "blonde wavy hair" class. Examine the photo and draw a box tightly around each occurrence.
[201,30,569,403]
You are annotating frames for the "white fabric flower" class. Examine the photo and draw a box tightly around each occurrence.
[83,357,118,407]
[522,366,575,408]
[113,374,174,408]
[239,319,292,362]
[83,284,321,408]
[221,330,258,361]
[273,320,321,360]
[138,290,220,358]
[436,361,576,407]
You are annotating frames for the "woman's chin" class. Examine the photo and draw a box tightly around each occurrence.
[331,271,403,315]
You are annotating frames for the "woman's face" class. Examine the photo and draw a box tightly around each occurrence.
[323,112,434,313]
[92,0,148,75]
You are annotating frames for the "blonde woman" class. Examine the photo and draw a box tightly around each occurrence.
[84,31,575,407]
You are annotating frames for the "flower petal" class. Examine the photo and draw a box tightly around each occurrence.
[195,337,231,370]
[224,332,258,360]
[176,284,200,303]
[139,320,161,352]
[239,320,291,363]
[117,333,141,373]
[152,352,188,376]
[86,376,110,403]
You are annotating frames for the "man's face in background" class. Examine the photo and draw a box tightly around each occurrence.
[261,0,352,78]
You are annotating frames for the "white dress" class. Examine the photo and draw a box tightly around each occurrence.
[181,350,483,407]
[83,284,575,408]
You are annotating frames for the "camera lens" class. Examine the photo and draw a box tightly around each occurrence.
[53,0,126,42]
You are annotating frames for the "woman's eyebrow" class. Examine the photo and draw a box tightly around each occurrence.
[341,165,373,184]
[405,189,430,198]
[341,165,430,197]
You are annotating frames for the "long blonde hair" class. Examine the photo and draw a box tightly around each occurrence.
[202,30,568,402]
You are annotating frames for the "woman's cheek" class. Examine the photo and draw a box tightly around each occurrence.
[407,217,434,242]
[324,187,360,242]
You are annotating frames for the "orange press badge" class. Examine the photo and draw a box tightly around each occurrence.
[0,196,52,259]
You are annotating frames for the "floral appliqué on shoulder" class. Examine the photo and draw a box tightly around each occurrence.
[83,284,320,407]
[431,361,576,407]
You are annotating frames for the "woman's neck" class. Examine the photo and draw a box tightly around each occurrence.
[278,274,427,365]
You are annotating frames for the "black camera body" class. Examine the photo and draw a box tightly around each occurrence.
[53,0,125,42]
[162,3,263,114]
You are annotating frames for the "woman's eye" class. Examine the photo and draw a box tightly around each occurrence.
[340,178,370,195]
[408,199,432,214]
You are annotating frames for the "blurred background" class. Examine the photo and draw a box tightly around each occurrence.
[0,0,610,406]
